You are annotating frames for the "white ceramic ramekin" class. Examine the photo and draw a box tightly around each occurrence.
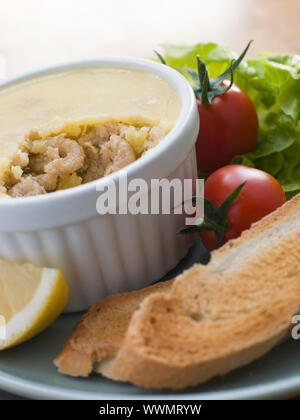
[0,58,199,312]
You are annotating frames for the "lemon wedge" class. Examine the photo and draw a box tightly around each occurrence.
[0,259,68,350]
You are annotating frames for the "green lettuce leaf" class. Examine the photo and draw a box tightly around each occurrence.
[159,43,300,197]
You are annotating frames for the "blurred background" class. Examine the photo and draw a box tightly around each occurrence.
[0,0,299,78]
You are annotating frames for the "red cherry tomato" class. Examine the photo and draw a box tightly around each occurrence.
[196,82,258,173]
[200,164,286,250]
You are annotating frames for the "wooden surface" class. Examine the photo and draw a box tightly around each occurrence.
[0,0,299,80]
[0,0,299,400]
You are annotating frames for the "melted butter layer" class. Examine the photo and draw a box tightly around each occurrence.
[0,67,180,180]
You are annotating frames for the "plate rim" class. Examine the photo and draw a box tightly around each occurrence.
[1,368,300,400]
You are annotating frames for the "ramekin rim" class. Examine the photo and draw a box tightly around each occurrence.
[0,57,196,209]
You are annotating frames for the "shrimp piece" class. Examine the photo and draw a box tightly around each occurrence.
[11,150,29,168]
[45,136,85,175]
[29,143,60,174]
[35,174,58,192]
[8,176,46,197]
[101,135,136,176]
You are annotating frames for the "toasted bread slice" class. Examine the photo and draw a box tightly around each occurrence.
[55,194,300,389]
[54,280,173,376]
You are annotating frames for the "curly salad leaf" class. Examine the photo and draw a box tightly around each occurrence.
[159,43,300,199]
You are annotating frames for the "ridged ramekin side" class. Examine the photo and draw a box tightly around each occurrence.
[0,149,196,312]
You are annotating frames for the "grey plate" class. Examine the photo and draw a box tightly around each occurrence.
[0,238,300,400]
